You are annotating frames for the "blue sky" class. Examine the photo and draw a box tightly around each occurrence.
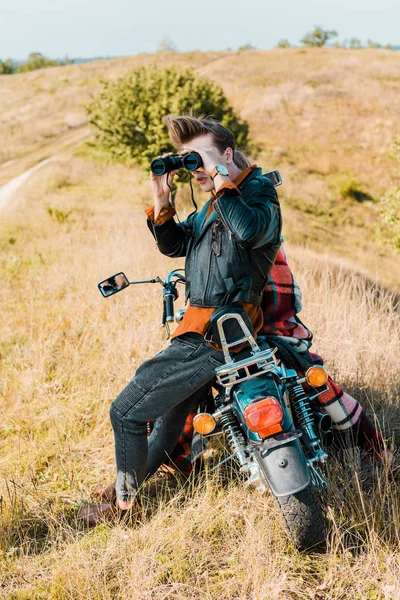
[0,0,398,60]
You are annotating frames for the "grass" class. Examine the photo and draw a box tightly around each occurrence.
[2,48,400,283]
[0,153,400,598]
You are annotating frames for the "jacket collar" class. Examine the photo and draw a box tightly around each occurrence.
[193,165,261,241]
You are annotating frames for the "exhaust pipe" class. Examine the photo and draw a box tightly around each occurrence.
[321,430,334,447]
[312,409,332,433]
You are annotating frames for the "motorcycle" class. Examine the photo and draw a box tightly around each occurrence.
[98,268,331,550]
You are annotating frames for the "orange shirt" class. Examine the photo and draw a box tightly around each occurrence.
[145,165,264,343]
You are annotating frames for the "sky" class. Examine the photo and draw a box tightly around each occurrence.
[0,0,399,60]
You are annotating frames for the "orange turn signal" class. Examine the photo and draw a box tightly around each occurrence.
[305,366,329,387]
[193,413,217,435]
[244,397,283,439]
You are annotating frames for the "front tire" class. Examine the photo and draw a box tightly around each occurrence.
[276,484,327,551]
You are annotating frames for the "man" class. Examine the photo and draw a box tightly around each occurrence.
[78,115,282,525]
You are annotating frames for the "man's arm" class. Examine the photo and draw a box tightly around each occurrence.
[147,212,193,258]
[213,180,280,248]
[147,152,193,257]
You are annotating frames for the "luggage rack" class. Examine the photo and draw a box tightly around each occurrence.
[214,312,280,390]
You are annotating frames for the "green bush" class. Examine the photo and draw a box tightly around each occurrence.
[300,26,338,47]
[237,43,256,52]
[16,52,69,73]
[349,38,362,49]
[0,59,15,74]
[85,66,250,173]
[380,187,400,250]
[379,139,400,251]
[276,39,291,48]
[332,174,372,202]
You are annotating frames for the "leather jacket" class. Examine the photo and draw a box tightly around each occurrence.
[147,167,282,308]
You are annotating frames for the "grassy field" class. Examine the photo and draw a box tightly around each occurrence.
[0,49,400,599]
[1,48,400,286]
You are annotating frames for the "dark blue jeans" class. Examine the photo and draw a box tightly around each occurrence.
[110,333,224,502]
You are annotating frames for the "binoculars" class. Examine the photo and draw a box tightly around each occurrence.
[150,151,203,176]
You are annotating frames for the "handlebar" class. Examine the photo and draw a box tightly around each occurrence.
[99,269,186,333]
[162,270,185,327]
[164,294,175,322]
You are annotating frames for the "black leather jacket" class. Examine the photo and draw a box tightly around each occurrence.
[147,167,282,308]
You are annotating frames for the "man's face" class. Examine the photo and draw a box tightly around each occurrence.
[181,133,225,194]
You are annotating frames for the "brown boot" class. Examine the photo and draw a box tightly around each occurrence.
[77,500,141,528]
[94,483,116,502]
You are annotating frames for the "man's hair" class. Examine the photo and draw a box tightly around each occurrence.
[162,115,251,170]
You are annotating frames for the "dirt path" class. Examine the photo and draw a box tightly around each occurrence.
[0,126,91,210]
[0,158,53,210]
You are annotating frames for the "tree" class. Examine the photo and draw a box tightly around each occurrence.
[276,39,291,48]
[237,43,256,52]
[17,52,59,73]
[349,38,362,49]
[0,58,15,74]
[157,37,178,52]
[300,26,338,47]
[86,66,250,175]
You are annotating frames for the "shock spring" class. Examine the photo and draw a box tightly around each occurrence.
[219,411,248,467]
[289,384,315,432]
[289,383,328,465]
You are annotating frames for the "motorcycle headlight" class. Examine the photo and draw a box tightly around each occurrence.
[244,397,283,438]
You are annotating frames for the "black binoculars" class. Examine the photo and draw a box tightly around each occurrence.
[150,151,203,176]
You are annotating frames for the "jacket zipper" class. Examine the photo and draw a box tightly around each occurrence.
[202,248,213,304]
[214,200,233,240]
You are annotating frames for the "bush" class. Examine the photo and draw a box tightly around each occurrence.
[85,66,250,173]
[237,43,256,52]
[367,39,381,49]
[300,26,338,47]
[349,38,362,49]
[332,174,372,202]
[0,59,15,75]
[379,139,400,251]
[380,187,400,250]
[16,52,69,73]
[276,39,291,48]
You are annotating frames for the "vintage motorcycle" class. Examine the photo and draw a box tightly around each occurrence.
[99,268,332,550]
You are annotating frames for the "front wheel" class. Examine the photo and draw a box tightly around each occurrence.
[275,484,327,550]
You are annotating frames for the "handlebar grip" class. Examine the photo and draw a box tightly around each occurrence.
[164,295,175,322]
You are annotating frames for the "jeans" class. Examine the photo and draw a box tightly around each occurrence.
[110,333,224,502]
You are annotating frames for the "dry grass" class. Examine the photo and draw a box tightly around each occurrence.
[0,155,400,598]
[1,48,400,286]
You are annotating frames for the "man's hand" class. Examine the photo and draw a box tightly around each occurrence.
[150,152,181,219]
[150,152,180,202]
[182,145,222,175]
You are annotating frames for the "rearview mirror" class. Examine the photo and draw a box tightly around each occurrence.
[98,272,129,297]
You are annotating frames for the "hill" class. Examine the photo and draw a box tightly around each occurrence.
[0,49,400,599]
[1,48,400,288]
